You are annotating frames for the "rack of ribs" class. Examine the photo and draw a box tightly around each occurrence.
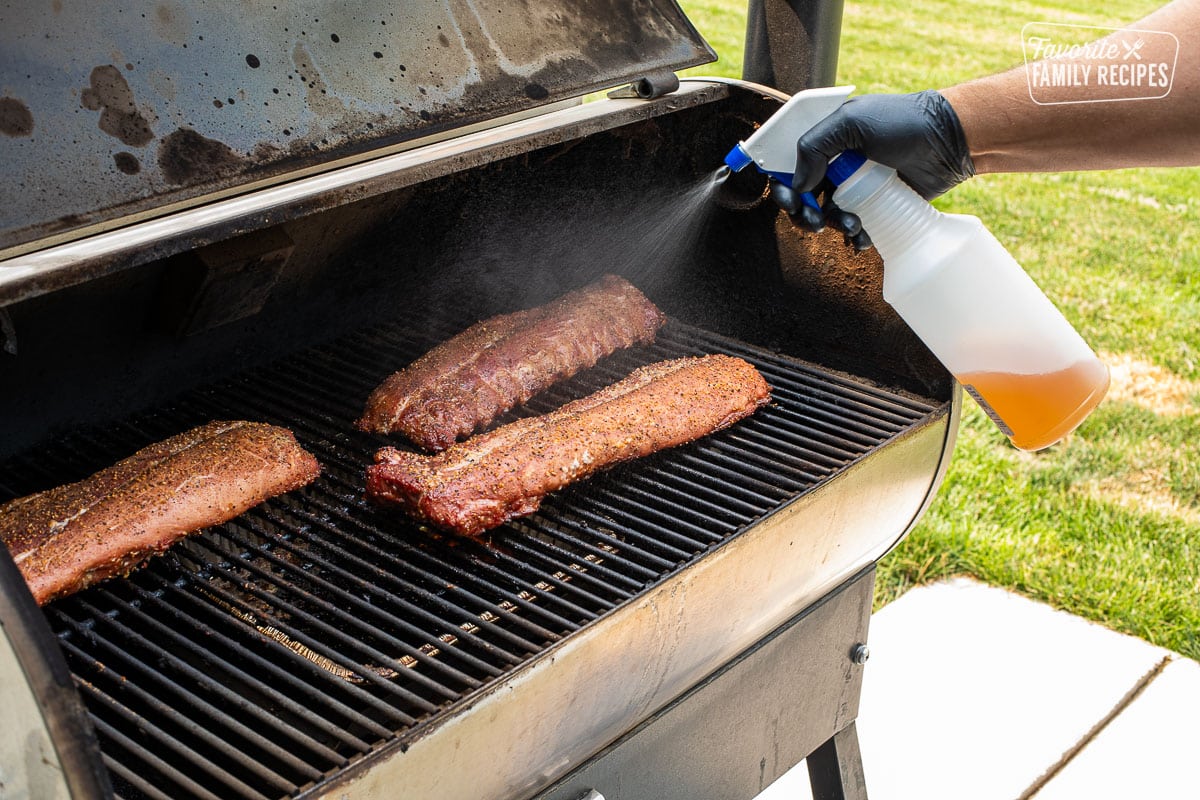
[366,355,770,536]
[0,421,320,605]
[356,274,666,451]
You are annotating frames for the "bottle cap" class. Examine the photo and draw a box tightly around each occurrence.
[724,143,754,172]
[826,150,867,185]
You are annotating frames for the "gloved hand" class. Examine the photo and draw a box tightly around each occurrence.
[794,90,975,199]
[769,181,873,250]
[779,90,975,248]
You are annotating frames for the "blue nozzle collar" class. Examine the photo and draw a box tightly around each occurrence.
[826,150,867,185]
[724,143,753,173]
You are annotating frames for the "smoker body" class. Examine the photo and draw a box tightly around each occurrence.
[0,4,958,799]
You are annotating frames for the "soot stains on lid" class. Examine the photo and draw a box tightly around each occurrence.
[0,97,34,137]
[113,152,141,174]
[81,65,154,147]
[158,127,244,185]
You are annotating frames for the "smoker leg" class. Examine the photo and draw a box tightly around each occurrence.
[807,721,868,800]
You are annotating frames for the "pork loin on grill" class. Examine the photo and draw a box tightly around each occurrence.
[366,354,770,535]
[356,274,666,451]
[0,420,321,605]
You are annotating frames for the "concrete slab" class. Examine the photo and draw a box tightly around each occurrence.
[755,577,1173,800]
[1030,656,1200,800]
[857,578,1171,800]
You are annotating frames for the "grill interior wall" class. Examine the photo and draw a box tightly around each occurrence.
[0,91,948,460]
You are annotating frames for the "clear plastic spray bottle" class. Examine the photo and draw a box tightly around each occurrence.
[726,87,1109,451]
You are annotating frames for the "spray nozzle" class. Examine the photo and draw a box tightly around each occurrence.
[722,85,856,215]
[724,144,754,173]
[714,163,769,211]
[722,140,819,213]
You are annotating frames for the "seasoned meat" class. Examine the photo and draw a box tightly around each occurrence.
[366,355,770,535]
[0,421,320,605]
[356,274,666,451]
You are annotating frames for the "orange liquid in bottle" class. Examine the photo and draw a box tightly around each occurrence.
[959,359,1110,451]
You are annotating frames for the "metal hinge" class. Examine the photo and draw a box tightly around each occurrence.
[606,70,680,100]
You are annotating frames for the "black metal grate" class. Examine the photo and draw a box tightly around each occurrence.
[0,316,938,800]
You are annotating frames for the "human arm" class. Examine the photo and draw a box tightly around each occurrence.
[793,0,1200,196]
[943,0,1200,174]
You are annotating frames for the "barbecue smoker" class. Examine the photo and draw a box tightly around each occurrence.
[0,2,959,799]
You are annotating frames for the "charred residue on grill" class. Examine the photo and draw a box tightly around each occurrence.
[292,42,344,121]
[80,65,155,148]
[0,96,34,137]
[196,575,400,685]
[158,127,245,186]
[112,152,140,175]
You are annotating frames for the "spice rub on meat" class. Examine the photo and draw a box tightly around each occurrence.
[366,355,770,536]
[0,421,320,605]
[356,274,666,452]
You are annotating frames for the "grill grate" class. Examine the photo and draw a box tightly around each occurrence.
[0,316,938,800]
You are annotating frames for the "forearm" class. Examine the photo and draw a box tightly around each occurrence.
[941,0,1200,174]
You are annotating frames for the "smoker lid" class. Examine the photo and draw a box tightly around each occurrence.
[0,1,714,256]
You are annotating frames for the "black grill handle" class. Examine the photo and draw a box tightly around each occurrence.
[606,70,681,100]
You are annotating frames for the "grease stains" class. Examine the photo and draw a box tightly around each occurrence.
[113,152,141,174]
[523,83,549,100]
[158,127,243,185]
[0,97,34,137]
[80,65,154,147]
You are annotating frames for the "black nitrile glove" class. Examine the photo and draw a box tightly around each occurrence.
[769,180,874,251]
[769,181,825,231]
[793,90,975,200]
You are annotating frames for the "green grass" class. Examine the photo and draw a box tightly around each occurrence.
[679,0,1200,658]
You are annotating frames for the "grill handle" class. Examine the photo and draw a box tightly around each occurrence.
[606,70,681,100]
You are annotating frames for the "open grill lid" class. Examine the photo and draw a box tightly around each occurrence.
[0,0,715,257]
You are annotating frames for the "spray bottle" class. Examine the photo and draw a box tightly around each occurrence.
[725,86,1109,451]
